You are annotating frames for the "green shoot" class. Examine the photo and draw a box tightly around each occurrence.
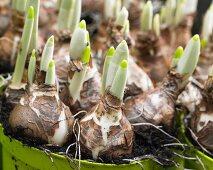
[114,0,122,19]
[110,60,128,100]
[81,46,91,64]
[201,38,207,49]
[141,1,153,32]
[69,0,82,33]
[165,0,176,26]
[208,65,213,77]
[171,46,183,68]
[153,14,160,37]
[160,6,166,24]
[45,60,56,85]
[25,0,40,52]
[176,35,200,81]
[11,6,34,88]
[174,0,185,26]
[106,40,129,88]
[12,0,17,9]
[124,20,130,38]
[68,45,90,103]
[16,0,27,12]
[57,0,72,31]
[104,0,115,20]
[28,49,36,85]
[40,36,54,72]
[56,0,62,10]
[201,4,213,42]
[102,47,115,94]
[115,7,129,27]
[69,20,87,60]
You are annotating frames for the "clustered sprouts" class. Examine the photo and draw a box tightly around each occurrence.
[140,1,160,37]
[57,0,82,33]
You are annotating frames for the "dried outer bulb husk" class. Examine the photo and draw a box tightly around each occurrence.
[190,74,213,151]
[9,84,74,146]
[124,70,184,128]
[80,91,133,159]
[177,82,203,113]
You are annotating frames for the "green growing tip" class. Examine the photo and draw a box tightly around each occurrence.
[79,20,86,29]
[48,60,54,68]
[173,46,183,59]
[49,35,54,44]
[192,34,200,41]
[81,46,90,63]
[201,38,207,49]
[120,60,128,68]
[27,6,34,19]
[31,49,36,57]
[107,46,115,57]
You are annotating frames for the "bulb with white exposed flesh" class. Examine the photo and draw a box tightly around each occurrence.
[9,52,74,146]
[80,42,133,160]
[124,35,201,128]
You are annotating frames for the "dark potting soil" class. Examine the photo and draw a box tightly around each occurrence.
[0,95,184,168]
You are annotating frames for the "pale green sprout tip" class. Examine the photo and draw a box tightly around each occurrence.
[102,46,115,94]
[15,0,27,13]
[28,49,36,85]
[165,0,176,26]
[79,20,86,29]
[105,40,129,88]
[45,60,56,85]
[114,0,122,19]
[141,0,153,32]
[28,6,34,19]
[115,7,129,27]
[160,6,166,24]
[110,59,128,100]
[173,46,184,59]
[81,46,90,63]
[69,21,87,60]
[120,60,128,68]
[201,38,207,49]
[40,36,54,72]
[176,34,200,84]
[153,14,160,37]
[171,46,183,68]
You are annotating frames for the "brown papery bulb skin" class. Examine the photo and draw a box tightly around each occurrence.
[190,76,213,151]
[124,70,183,128]
[80,92,133,160]
[9,84,74,146]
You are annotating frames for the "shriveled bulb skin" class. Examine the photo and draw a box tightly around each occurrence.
[9,84,74,146]
[190,76,213,151]
[80,92,133,159]
[124,70,183,128]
